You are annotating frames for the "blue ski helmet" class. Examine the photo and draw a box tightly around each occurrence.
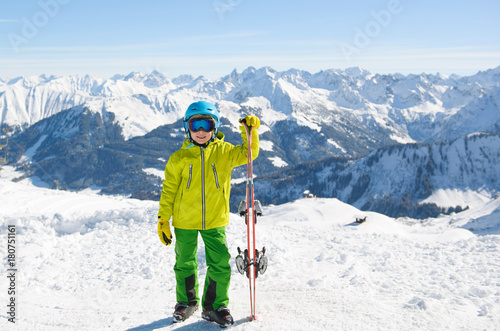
[183,101,220,133]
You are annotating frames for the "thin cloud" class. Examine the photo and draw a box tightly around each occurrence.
[350,45,500,60]
[6,43,166,53]
[174,30,267,43]
[0,19,19,23]
[0,30,267,54]
[1,44,498,79]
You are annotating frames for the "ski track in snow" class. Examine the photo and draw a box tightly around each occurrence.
[0,170,499,330]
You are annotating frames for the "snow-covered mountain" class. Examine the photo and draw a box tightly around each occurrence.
[2,66,500,149]
[0,71,181,139]
[0,167,499,330]
[2,66,499,218]
[250,133,500,218]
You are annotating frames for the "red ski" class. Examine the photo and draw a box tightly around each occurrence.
[235,120,268,321]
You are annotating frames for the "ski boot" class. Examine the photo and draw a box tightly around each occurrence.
[202,306,234,328]
[173,302,198,323]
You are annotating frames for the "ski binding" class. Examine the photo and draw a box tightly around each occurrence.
[238,199,264,217]
[235,246,268,278]
[238,199,263,223]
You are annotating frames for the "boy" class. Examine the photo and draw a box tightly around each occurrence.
[157,101,260,327]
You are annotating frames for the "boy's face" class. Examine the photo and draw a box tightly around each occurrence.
[190,129,214,145]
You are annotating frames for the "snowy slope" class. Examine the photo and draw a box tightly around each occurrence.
[341,133,500,211]
[0,167,499,330]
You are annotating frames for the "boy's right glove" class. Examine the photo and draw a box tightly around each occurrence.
[157,219,172,246]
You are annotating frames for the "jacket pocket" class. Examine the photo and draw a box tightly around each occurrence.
[211,163,220,189]
[186,164,193,189]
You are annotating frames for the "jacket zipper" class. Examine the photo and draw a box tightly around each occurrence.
[187,164,193,189]
[201,147,206,230]
[212,163,220,189]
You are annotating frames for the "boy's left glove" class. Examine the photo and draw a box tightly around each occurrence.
[157,218,172,246]
[241,115,260,129]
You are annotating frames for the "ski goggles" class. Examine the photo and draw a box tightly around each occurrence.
[188,118,216,132]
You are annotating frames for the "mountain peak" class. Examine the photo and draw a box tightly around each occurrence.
[172,74,195,85]
[344,66,372,79]
[144,70,170,88]
[124,71,147,82]
[110,74,126,81]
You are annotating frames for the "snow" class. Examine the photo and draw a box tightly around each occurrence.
[18,135,47,163]
[268,156,288,168]
[389,133,415,144]
[0,167,499,330]
[231,177,246,185]
[143,168,164,179]
[327,138,346,154]
[258,140,274,152]
[101,97,174,140]
[421,188,492,209]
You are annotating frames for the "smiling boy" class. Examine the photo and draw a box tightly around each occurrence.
[157,101,260,327]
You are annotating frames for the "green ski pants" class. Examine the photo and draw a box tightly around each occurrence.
[174,227,231,311]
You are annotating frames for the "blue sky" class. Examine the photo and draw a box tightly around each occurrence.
[1,0,499,79]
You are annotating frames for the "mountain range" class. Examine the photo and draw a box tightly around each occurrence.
[1,66,499,218]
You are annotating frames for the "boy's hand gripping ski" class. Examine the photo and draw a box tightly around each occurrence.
[235,119,268,321]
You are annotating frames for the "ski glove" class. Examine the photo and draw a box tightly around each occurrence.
[157,218,172,246]
[241,115,260,130]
